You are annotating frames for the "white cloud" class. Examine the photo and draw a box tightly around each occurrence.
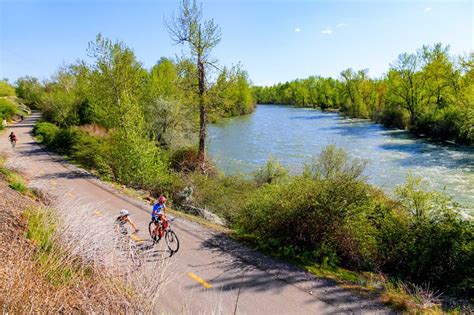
[424,7,432,13]
[336,23,348,28]
[321,27,333,35]
[294,28,301,33]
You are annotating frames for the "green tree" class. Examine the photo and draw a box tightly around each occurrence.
[209,66,255,117]
[15,76,44,107]
[147,57,180,100]
[385,52,425,126]
[41,66,84,126]
[86,34,147,129]
[0,80,16,97]
[339,68,370,118]
[458,53,474,143]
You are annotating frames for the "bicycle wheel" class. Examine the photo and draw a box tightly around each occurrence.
[114,225,128,250]
[129,243,142,267]
[148,221,158,242]
[165,229,180,253]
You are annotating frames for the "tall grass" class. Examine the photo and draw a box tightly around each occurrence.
[1,166,173,312]
[40,187,173,311]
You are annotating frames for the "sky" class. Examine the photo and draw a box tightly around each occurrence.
[0,0,472,86]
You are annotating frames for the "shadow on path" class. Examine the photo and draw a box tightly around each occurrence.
[192,233,390,313]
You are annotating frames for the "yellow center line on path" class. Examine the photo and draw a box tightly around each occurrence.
[50,180,57,186]
[93,209,103,217]
[130,234,144,242]
[67,192,76,198]
[187,272,213,289]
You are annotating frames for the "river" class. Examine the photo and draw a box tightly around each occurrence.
[208,105,474,214]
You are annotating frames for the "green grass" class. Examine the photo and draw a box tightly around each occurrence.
[9,181,28,193]
[23,207,89,287]
[0,155,39,199]
[0,157,33,197]
[0,155,82,287]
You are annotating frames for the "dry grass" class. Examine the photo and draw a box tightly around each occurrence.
[77,123,109,138]
[0,171,173,313]
[0,181,136,312]
[380,280,444,313]
[37,183,174,311]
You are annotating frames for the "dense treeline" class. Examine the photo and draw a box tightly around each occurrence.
[254,44,474,144]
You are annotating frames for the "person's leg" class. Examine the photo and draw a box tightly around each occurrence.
[154,216,163,237]
[153,221,159,235]
[153,217,160,236]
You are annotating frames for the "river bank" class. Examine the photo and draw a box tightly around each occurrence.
[208,105,474,213]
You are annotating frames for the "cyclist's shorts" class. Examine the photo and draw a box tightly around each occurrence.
[152,215,163,223]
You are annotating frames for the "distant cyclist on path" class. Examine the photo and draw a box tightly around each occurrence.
[9,132,17,148]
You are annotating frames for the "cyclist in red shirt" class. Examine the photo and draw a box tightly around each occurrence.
[9,132,17,148]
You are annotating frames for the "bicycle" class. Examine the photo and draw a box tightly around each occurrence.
[114,222,142,268]
[148,217,180,254]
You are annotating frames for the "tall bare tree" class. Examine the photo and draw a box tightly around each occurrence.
[167,0,221,170]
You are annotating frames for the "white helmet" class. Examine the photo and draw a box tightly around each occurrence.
[120,209,129,217]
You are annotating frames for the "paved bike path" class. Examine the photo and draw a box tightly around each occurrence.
[0,113,390,314]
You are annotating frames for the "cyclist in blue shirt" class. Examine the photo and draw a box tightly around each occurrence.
[151,195,167,238]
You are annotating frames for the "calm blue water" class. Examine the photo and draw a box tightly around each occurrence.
[208,105,474,213]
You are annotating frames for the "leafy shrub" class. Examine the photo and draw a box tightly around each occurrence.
[253,155,288,185]
[0,80,16,97]
[187,172,256,222]
[459,106,474,145]
[52,128,81,154]
[304,144,367,182]
[170,147,200,172]
[414,107,466,143]
[40,86,82,127]
[15,76,44,108]
[33,122,60,147]
[238,175,379,269]
[71,133,110,176]
[380,106,410,129]
[380,176,474,296]
[33,122,80,154]
[238,146,379,270]
[237,147,474,295]
[0,98,18,120]
[105,129,171,190]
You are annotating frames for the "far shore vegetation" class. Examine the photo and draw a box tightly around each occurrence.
[254,44,474,145]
